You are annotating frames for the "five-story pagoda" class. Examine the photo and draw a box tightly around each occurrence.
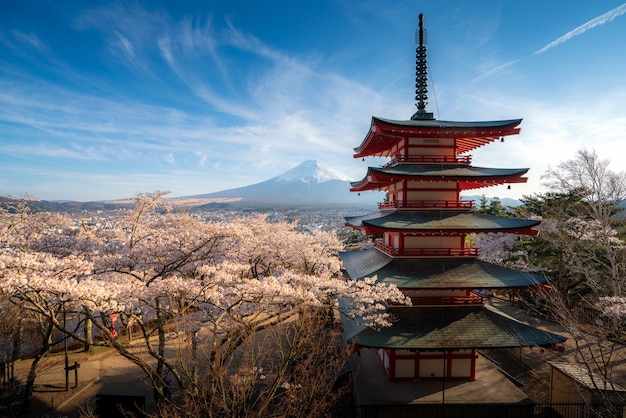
[340,14,565,383]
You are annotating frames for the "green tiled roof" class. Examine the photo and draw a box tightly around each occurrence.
[367,165,529,180]
[372,117,523,130]
[340,248,393,278]
[339,248,550,289]
[345,211,540,232]
[342,305,566,350]
[354,117,523,157]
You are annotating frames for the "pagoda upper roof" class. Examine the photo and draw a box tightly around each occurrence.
[350,165,529,192]
[345,211,540,235]
[354,117,522,158]
[341,304,566,350]
[340,248,550,289]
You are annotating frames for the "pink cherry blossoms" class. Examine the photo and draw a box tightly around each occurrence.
[1,191,409,407]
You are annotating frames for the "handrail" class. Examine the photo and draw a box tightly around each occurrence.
[378,200,474,210]
[384,155,472,167]
[389,294,487,306]
[374,240,479,257]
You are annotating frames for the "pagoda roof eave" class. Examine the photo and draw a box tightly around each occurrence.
[344,211,540,235]
[350,179,528,193]
[373,116,524,130]
[349,165,530,192]
[339,248,550,289]
[340,304,566,350]
[370,165,530,178]
[354,117,523,158]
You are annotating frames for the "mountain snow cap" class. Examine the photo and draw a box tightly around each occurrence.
[274,160,354,183]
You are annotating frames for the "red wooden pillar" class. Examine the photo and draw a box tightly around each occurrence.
[470,349,478,380]
[387,349,396,381]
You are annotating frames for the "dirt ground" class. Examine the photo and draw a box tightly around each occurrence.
[4,297,626,417]
[2,346,144,418]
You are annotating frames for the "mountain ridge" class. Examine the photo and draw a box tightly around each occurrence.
[174,160,379,209]
[0,161,523,212]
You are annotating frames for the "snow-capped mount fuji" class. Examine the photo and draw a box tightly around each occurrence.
[273,160,354,183]
[179,160,380,209]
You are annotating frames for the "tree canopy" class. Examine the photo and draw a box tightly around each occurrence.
[1,191,409,415]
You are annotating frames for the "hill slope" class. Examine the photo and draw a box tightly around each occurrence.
[175,160,380,209]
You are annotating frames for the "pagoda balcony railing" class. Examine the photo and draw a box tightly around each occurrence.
[388,293,487,306]
[375,240,479,257]
[378,199,474,210]
[384,155,472,167]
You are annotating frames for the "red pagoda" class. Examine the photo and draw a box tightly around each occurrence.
[340,14,565,383]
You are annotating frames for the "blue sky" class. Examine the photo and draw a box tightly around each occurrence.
[1,1,626,201]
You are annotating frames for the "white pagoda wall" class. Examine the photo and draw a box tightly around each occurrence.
[404,235,463,249]
[376,348,477,381]
[404,190,458,201]
[406,137,456,159]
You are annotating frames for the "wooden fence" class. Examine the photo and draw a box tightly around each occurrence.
[331,402,625,418]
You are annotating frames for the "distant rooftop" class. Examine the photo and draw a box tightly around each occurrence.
[549,362,626,392]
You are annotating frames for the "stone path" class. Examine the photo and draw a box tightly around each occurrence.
[9,345,155,417]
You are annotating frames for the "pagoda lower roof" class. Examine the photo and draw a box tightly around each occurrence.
[350,165,529,192]
[345,211,540,235]
[341,304,566,350]
[354,117,522,158]
[339,248,550,289]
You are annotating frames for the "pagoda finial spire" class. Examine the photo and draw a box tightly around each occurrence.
[411,13,434,120]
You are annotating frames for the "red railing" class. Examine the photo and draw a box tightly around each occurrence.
[384,155,472,167]
[374,240,479,257]
[378,200,474,210]
[389,293,487,306]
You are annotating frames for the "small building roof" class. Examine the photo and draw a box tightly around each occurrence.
[354,117,522,158]
[350,165,529,192]
[549,362,626,392]
[342,304,566,350]
[344,211,540,235]
[340,248,550,289]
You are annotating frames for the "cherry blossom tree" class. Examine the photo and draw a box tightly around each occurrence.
[161,307,350,417]
[461,152,626,414]
[595,296,626,332]
[1,191,408,413]
[496,151,626,414]
[0,196,95,410]
[473,232,539,272]
[543,148,626,297]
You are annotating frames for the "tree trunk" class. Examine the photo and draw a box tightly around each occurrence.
[22,319,54,413]
[83,314,93,352]
[11,311,23,362]
[153,297,168,410]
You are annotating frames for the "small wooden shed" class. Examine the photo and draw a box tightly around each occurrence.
[549,361,626,418]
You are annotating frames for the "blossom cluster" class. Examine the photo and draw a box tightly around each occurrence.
[596,296,626,320]
[1,192,406,337]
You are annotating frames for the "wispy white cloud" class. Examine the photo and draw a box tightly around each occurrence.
[10,30,47,52]
[14,1,590,200]
[471,59,519,83]
[453,84,626,200]
[157,34,175,67]
[195,152,208,166]
[535,3,626,54]
[73,3,167,76]
[0,142,108,161]
[223,19,291,64]
[114,31,136,61]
